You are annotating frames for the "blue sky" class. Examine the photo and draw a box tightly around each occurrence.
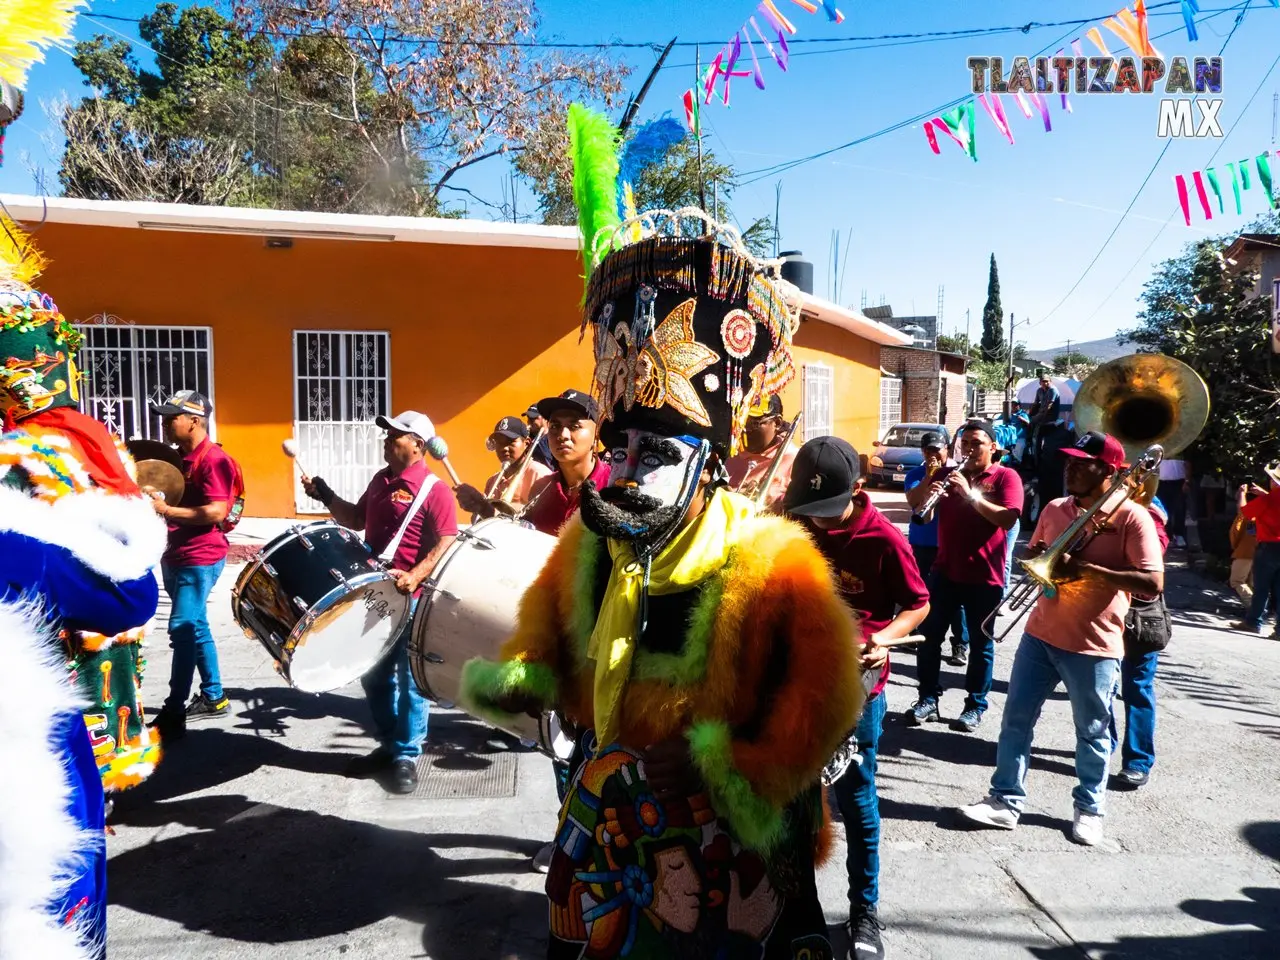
[2,0,1278,350]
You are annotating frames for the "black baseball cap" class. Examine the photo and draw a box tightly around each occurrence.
[784,436,860,518]
[491,416,528,441]
[152,389,212,418]
[959,419,997,444]
[525,404,543,420]
[537,389,600,423]
[920,431,946,452]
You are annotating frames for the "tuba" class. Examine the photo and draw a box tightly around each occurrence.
[985,354,1209,642]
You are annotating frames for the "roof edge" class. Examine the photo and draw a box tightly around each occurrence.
[799,293,913,346]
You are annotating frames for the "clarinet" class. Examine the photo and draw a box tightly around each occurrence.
[913,452,975,522]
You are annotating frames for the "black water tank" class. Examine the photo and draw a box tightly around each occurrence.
[779,250,813,294]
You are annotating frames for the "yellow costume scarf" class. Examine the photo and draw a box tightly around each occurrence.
[588,487,754,745]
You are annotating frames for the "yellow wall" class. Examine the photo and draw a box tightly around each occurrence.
[32,221,884,516]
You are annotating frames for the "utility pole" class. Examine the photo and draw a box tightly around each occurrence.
[964,307,971,354]
[773,181,782,258]
[1005,312,1018,416]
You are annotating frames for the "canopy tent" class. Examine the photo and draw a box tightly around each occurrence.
[1015,376,1080,406]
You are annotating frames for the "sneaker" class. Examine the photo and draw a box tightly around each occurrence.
[1114,768,1149,788]
[847,904,886,959]
[387,758,418,795]
[1173,535,1187,549]
[1230,620,1264,634]
[904,698,938,726]
[344,747,394,779]
[958,795,1019,830]
[147,704,186,742]
[951,707,983,733]
[532,841,555,874]
[946,644,968,666]
[185,693,230,722]
[1072,808,1104,846]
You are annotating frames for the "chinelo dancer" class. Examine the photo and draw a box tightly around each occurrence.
[461,105,861,959]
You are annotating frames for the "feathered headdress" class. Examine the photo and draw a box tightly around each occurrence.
[567,104,621,297]
[0,0,85,89]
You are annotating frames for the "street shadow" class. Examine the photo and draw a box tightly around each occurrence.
[108,794,548,957]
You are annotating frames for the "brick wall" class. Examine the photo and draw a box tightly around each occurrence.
[940,371,968,433]
[882,346,942,425]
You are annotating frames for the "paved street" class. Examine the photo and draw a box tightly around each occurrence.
[106,496,1280,959]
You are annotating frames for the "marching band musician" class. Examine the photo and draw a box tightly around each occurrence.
[302,410,459,795]
[784,437,930,960]
[519,389,611,537]
[959,431,1163,847]
[725,393,797,509]
[454,415,553,518]
[906,420,1022,734]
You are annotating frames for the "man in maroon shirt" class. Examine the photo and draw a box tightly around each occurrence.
[303,410,458,793]
[785,436,929,960]
[520,389,610,537]
[908,420,1022,733]
[148,391,238,741]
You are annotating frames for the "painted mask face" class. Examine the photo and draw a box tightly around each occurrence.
[579,429,701,548]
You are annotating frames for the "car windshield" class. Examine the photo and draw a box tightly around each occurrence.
[881,426,937,447]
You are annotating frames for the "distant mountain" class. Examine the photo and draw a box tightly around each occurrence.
[1023,336,1128,363]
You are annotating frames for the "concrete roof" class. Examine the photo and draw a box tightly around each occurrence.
[0,194,912,346]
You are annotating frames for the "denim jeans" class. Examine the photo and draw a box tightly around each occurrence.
[991,634,1121,815]
[916,572,1004,713]
[161,560,226,710]
[831,690,885,910]
[1003,520,1021,598]
[361,618,429,760]
[1244,542,1280,629]
[1108,650,1159,774]
[910,545,968,648]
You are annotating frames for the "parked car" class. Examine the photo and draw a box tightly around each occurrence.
[867,423,950,487]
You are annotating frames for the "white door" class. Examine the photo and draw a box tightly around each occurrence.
[293,330,391,514]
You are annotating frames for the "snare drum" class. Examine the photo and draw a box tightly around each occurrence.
[232,522,410,693]
[409,517,570,756]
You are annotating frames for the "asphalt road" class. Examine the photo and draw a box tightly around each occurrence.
[103,494,1280,959]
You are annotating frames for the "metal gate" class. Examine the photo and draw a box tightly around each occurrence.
[75,319,215,440]
[879,376,902,437]
[293,330,391,513]
[802,363,834,441]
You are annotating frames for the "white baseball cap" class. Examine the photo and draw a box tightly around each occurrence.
[375,410,435,443]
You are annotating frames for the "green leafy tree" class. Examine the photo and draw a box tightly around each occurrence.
[981,254,1004,362]
[1052,351,1097,378]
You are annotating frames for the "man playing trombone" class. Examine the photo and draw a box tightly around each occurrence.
[454,415,553,518]
[959,431,1164,847]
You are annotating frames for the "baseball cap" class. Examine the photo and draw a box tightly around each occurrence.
[1060,430,1125,470]
[375,410,436,442]
[537,389,600,423]
[152,389,213,418]
[783,436,860,518]
[959,419,997,444]
[491,416,529,440]
[525,404,542,420]
[920,431,946,452]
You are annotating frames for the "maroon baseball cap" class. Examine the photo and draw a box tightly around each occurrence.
[1061,430,1125,469]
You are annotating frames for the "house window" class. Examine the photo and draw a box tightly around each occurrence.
[879,376,902,437]
[293,330,391,514]
[802,363,833,441]
[76,320,215,441]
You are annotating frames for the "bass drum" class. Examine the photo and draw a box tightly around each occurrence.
[232,522,410,693]
[409,517,570,757]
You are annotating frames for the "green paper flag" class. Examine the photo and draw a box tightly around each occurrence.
[1206,168,1223,213]
[939,103,978,162]
[1241,161,1252,189]
[1227,161,1242,214]
[1258,153,1276,208]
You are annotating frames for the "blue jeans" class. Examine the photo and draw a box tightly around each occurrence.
[1003,520,1021,598]
[916,573,1004,713]
[1108,650,1159,774]
[910,545,968,648]
[991,634,1120,815]
[1244,542,1280,628]
[161,560,226,710]
[362,619,428,760]
[831,691,885,910]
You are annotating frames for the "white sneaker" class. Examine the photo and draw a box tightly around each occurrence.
[532,841,555,873]
[958,795,1019,830]
[1072,808,1105,846]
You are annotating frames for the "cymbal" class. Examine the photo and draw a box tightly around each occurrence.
[127,438,183,470]
[137,460,185,505]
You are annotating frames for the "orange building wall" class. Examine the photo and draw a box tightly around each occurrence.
[31,221,884,517]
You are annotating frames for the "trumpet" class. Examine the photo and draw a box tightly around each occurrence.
[913,452,975,523]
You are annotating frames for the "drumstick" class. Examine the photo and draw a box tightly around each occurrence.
[424,435,464,486]
[281,438,314,480]
[872,633,926,649]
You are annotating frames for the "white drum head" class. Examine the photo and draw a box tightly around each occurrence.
[288,578,409,692]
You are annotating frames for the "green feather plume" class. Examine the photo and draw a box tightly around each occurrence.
[567,103,621,294]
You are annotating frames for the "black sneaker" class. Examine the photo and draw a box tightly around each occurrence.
[387,758,418,795]
[946,644,968,666]
[185,693,230,722]
[847,904,887,959]
[1114,768,1149,788]
[148,704,186,742]
[951,707,983,733]
[904,698,938,726]
[345,747,394,779]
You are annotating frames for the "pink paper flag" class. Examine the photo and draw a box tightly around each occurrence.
[1175,174,1191,225]
[930,115,969,152]
[1192,170,1213,219]
[979,93,1015,145]
[924,120,941,155]
[1014,89,1034,118]
[703,49,725,104]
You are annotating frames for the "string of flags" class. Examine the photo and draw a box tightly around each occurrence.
[1175,153,1280,225]
[682,0,844,132]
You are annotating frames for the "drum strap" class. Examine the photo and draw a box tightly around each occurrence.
[379,473,439,565]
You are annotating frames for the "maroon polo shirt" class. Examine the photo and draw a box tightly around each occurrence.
[935,462,1023,586]
[803,492,930,697]
[164,437,236,567]
[521,457,611,536]
[356,459,459,571]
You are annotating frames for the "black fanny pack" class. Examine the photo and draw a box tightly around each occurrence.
[1123,593,1172,657]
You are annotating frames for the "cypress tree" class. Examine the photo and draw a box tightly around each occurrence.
[981,254,1004,362]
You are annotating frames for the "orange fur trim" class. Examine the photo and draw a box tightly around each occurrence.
[814,790,835,866]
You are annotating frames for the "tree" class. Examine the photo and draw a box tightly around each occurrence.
[981,254,1004,362]
[936,332,975,356]
[1124,234,1280,479]
[1052,351,1097,379]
